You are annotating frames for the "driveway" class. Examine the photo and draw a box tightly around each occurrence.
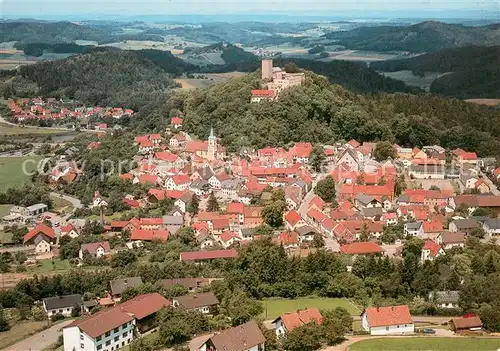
[50,192,83,210]
[3,319,74,351]
[163,333,212,351]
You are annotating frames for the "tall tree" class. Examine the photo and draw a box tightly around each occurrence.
[207,192,220,212]
[0,307,9,332]
[309,144,326,172]
[188,193,199,215]
[282,323,323,351]
[314,175,336,203]
[373,141,397,161]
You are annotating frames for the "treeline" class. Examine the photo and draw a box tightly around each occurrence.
[16,49,176,109]
[162,71,500,157]
[15,43,95,57]
[323,21,500,52]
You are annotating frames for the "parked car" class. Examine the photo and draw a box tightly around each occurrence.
[423,328,436,334]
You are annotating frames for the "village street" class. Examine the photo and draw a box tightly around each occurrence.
[2,319,74,351]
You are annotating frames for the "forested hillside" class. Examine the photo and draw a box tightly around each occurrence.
[371,45,500,98]
[0,21,107,44]
[162,71,500,157]
[16,49,176,109]
[324,21,500,52]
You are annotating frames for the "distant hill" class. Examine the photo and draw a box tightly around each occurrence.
[185,43,258,65]
[371,46,500,98]
[0,21,107,44]
[12,49,176,109]
[324,21,500,52]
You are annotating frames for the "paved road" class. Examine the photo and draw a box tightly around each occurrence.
[50,192,83,210]
[3,319,74,351]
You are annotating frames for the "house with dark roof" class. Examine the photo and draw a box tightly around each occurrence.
[43,294,83,317]
[437,232,465,249]
[429,291,460,309]
[483,218,500,238]
[173,292,219,314]
[449,219,479,234]
[109,277,143,301]
[272,308,323,336]
[361,305,414,335]
[198,320,265,351]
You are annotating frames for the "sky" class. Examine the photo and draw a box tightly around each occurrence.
[1,0,499,19]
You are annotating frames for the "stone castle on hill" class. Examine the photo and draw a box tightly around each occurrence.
[251,59,305,103]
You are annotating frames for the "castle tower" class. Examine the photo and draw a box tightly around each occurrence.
[261,59,273,81]
[207,127,216,161]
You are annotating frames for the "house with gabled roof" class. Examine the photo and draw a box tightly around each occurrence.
[199,320,265,351]
[421,240,444,262]
[273,308,323,336]
[79,241,111,259]
[284,210,303,230]
[24,224,55,253]
[361,305,414,335]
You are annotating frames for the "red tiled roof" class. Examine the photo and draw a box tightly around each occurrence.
[118,293,171,320]
[60,224,74,233]
[124,198,140,208]
[172,174,190,185]
[340,242,383,255]
[212,217,230,230]
[139,217,163,225]
[364,305,412,327]
[155,152,178,162]
[227,202,244,214]
[179,249,238,261]
[279,231,299,245]
[423,240,441,257]
[276,308,323,332]
[148,188,166,201]
[119,173,133,181]
[220,231,240,242]
[138,174,159,185]
[131,229,169,241]
[171,116,183,125]
[285,210,301,226]
[423,220,444,233]
[347,139,360,148]
[65,304,134,338]
[251,89,275,97]
[24,224,55,243]
[309,195,325,209]
[307,207,327,223]
[110,221,130,228]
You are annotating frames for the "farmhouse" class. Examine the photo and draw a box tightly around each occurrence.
[79,241,111,259]
[273,308,323,336]
[361,305,414,335]
[173,292,219,314]
[450,314,483,333]
[43,294,83,317]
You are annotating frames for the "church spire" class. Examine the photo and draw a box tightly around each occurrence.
[209,126,215,139]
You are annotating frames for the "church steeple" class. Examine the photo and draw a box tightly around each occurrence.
[207,126,216,161]
[209,126,215,139]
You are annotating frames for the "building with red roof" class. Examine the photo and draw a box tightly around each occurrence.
[340,242,384,255]
[131,229,169,242]
[361,305,413,335]
[284,210,302,229]
[251,89,275,102]
[171,116,183,128]
[421,240,444,262]
[24,224,55,253]
[277,231,299,248]
[63,293,169,350]
[273,308,323,335]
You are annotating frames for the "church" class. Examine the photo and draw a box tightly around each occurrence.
[185,127,225,161]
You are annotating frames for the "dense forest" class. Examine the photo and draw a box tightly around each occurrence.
[371,45,500,98]
[14,49,176,109]
[324,21,500,52]
[160,71,500,157]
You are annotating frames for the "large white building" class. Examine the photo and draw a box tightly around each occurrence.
[63,307,135,351]
[361,305,414,335]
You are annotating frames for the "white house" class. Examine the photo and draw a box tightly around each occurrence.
[429,291,460,309]
[272,308,323,337]
[43,294,83,317]
[79,241,111,260]
[404,222,423,237]
[483,219,500,238]
[361,305,414,335]
[436,232,465,250]
[421,240,445,262]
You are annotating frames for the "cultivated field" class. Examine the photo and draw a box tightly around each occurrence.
[0,204,12,217]
[0,122,71,136]
[26,259,71,273]
[261,298,360,320]
[350,337,500,351]
[381,70,442,91]
[466,99,500,107]
[0,156,42,189]
[50,195,74,214]
[175,72,249,89]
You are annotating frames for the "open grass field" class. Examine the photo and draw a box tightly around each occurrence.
[176,72,248,89]
[0,156,42,189]
[350,337,500,351]
[0,204,12,216]
[27,259,71,273]
[381,70,442,91]
[261,298,360,320]
[466,99,500,106]
[0,320,47,349]
[50,195,74,214]
[0,122,73,136]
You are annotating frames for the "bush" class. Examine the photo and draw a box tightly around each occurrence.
[50,313,65,322]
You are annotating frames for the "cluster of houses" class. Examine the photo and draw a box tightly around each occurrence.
[7,97,133,122]
[251,59,305,102]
